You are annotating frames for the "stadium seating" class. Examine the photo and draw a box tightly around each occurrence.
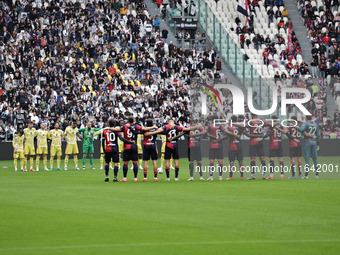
[0,0,337,137]
[298,0,340,110]
[206,0,311,81]
[0,0,231,139]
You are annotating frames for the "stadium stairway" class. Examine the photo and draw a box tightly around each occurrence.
[144,0,177,43]
[285,0,337,116]
[144,0,243,88]
[285,0,312,64]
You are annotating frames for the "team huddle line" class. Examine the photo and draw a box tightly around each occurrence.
[12,113,321,181]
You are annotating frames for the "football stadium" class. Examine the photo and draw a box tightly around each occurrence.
[0,0,340,254]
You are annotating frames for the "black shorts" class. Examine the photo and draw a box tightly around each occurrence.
[209,148,224,160]
[105,148,119,164]
[269,146,283,158]
[164,143,179,160]
[229,150,243,162]
[123,147,138,162]
[143,144,158,161]
[289,146,302,157]
[249,143,265,157]
[188,146,202,162]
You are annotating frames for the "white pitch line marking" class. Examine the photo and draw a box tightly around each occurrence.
[1,239,339,251]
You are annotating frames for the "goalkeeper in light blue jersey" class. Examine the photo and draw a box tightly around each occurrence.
[295,115,321,179]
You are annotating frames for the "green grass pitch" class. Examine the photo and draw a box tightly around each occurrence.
[0,157,340,255]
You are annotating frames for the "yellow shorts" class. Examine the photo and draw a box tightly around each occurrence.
[119,144,124,154]
[51,146,62,157]
[65,143,78,155]
[161,142,166,153]
[14,151,24,159]
[138,144,142,154]
[24,144,35,156]
[37,146,48,155]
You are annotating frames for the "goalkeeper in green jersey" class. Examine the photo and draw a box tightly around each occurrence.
[78,121,101,170]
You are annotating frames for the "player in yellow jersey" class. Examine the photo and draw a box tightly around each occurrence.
[157,134,174,174]
[64,122,80,170]
[118,119,125,170]
[93,126,110,170]
[23,121,38,171]
[36,123,49,171]
[48,123,63,171]
[133,133,144,170]
[13,130,25,172]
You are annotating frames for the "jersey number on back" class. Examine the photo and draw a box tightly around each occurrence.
[253,126,263,134]
[168,130,177,139]
[106,132,116,142]
[273,129,281,138]
[291,129,301,138]
[308,127,317,136]
[126,129,133,138]
[216,129,221,139]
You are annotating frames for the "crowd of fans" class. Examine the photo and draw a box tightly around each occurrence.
[231,0,309,85]
[232,0,340,136]
[234,1,301,67]
[300,0,340,79]
[297,0,340,135]
[1,0,339,140]
[0,0,227,141]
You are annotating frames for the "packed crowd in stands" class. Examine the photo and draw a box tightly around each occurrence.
[0,0,227,141]
[297,0,340,135]
[231,0,340,135]
[234,0,303,74]
[0,0,339,140]
[299,1,340,77]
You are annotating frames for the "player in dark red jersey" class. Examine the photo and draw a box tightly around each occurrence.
[107,117,155,182]
[102,119,126,182]
[245,113,269,179]
[117,118,140,182]
[216,115,247,180]
[282,116,303,179]
[206,115,225,181]
[140,119,159,182]
[261,116,286,179]
[187,122,207,181]
[145,120,194,181]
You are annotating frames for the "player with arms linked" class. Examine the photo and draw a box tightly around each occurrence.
[244,114,269,179]
[294,115,321,179]
[145,120,195,181]
[102,119,125,182]
[215,115,247,180]
[282,116,303,179]
[206,115,225,181]
[186,120,207,181]
[140,119,159,182]
[107,117,155,182]
[261,116,286,179]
